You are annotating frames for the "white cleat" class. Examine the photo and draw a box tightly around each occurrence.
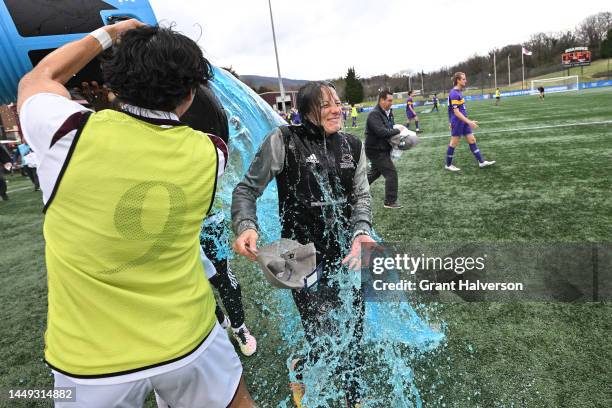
[445,164,461,172]
[232,326,257,356]
[479,160,496,168]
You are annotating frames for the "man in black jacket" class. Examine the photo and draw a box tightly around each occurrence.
[364,90,402,209]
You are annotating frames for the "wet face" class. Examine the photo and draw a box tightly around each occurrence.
[317,87,342,135]
[379,94,393,111]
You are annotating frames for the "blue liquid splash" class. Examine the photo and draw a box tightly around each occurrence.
[208,67,445,407]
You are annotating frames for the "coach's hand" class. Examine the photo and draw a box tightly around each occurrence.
[468,120,479,129]
[233,229,259,261]
[342,234,378,271]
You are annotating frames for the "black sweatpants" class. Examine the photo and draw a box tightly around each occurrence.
[365,148,398,205]
[24,167,39,190]
[291,260,366,405]
[200,219,245,329]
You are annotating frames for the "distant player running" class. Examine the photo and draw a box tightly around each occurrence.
[538,86,545,101]
[432,93,439,112]
[405,90,421,132]
[494,88,501,106]
[445,72,495,171]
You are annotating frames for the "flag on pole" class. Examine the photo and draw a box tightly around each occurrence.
[522,47,533,56]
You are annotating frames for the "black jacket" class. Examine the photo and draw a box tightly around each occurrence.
[275,122,361,258]
[364,104,400,151]
[232,120,372,260]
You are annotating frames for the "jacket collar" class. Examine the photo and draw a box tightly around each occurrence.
[375,104,389,116]
[120,104,185,127]
[301,119,330,140]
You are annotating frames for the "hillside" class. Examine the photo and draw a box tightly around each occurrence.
[240,75,310,92]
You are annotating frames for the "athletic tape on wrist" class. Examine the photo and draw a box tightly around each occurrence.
[90,28,113,50]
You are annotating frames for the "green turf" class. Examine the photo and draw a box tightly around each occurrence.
[0,88,611,407]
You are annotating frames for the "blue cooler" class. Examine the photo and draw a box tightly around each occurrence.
[0,0,157,103]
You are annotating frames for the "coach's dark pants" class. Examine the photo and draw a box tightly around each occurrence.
[291,256,365,405]
[366,148,398,205]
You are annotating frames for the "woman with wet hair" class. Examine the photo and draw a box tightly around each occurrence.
[232,81,375,407]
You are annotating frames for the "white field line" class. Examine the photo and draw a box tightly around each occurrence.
[419,120,612,140]
[6,186,35,194]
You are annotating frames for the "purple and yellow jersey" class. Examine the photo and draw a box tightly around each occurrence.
[406,97,416,118]
[448,88,466,122]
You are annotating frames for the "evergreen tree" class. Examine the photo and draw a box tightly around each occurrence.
[601,28,612,58]
[344,67,364,105]
[602,29,612,79]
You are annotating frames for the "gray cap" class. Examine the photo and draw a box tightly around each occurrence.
[255,239,321,290]
[389,132,419,151]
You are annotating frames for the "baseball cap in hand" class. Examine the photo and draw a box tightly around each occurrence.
[255,239,321,290]
[391,125,418,150]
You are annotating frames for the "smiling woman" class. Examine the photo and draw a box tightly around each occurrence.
[231,80,376,407]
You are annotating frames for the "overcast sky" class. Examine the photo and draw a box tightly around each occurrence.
[148,0,610,80]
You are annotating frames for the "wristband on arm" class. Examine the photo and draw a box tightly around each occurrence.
[89,28,113,50]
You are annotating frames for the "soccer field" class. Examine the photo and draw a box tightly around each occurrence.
[0,88,610,407]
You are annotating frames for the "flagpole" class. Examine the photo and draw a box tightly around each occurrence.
[508,54,511,87]
[493,52,497,89]
[521,47,525,91]
[420,71,424,94]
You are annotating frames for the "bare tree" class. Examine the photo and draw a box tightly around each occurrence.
[575,12,612,57]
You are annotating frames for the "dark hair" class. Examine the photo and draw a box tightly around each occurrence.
[378,90,392,101]
[408,89,414,96]
[453,72,465,85]
[297,81,336,124]
[102,26,212,111]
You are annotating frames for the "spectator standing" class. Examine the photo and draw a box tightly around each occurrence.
[364,90,402,209]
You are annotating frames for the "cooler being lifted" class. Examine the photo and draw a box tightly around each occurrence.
[0,0,158,104]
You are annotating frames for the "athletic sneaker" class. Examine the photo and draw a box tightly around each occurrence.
[290,359,305,408]
[1,193,8,201]
[479,160,496,168]
[416,128,423,133]
[231,326,257,357]
[383,202,403,209]
[291,382,305,408]
[445,164,461,172]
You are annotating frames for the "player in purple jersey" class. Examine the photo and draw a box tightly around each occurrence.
[445,72,495,171]
[432,93,439,112]
[405,90,421,132]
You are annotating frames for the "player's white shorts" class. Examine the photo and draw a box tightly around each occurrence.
[53,324,242,408]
